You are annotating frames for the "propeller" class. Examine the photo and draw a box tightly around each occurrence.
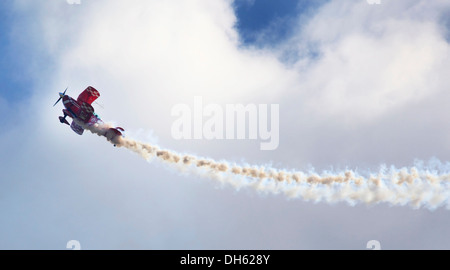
[53,87,68,107]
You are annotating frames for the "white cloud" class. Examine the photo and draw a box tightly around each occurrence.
[4,0,450,249]
[282,0,450,125]
[17,0,449,187]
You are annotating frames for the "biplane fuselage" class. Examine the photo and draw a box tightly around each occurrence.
[55,86,124,146]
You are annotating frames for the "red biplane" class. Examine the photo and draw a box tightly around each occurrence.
[53,86,124,146]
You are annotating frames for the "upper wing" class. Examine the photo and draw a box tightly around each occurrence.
[77,86,100,105]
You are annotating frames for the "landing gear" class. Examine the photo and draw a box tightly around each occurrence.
[59,114,70,125]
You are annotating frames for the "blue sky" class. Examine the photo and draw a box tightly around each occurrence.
[234,0,308,45]
[2,0,450,250]
[233,0,329,47]
[0,1,34,104]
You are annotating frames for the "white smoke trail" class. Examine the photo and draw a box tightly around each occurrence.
[81,120,450,210]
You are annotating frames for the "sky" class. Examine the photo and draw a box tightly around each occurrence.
[1,0,450,250]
